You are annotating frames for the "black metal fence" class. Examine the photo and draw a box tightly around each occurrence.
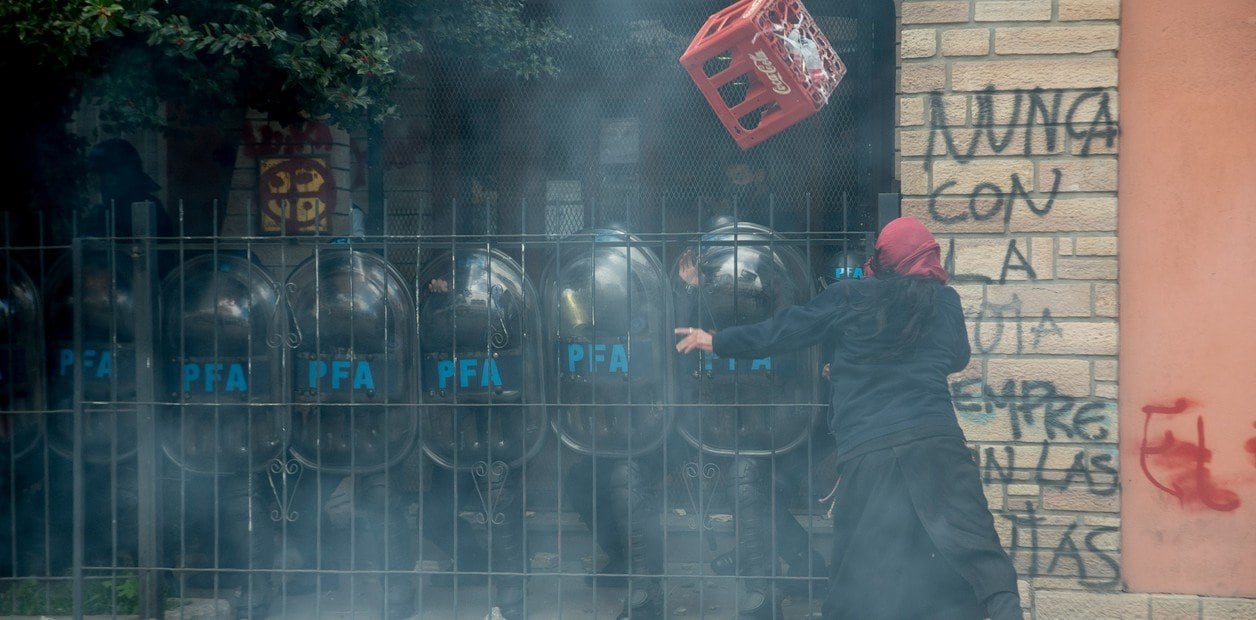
[2,194,877,619]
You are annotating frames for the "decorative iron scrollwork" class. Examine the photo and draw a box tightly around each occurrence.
[268,457,303,522]
[471,460,509,525]
[267,282,301,349]
[682,460,723,532]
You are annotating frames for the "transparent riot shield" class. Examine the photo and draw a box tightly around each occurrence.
[417,247,547,471]
[1,259,44,463]
[541,229,673,457]
[674,222,818,456]
[44,244,138,463]
[287,248,416,474]
[159,254,287,475]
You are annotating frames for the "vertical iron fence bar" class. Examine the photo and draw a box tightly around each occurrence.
[210,217,223,610]
[805,191,816,608]
[177,198,189,613]
[2,217,10,591]
[551,208,565,616]
[132,200,163,618]
[107,220,120,606]
[380,189,394,617]
[71,238,84,620]
[367,110,385,235]
[450,198,461,616]
[417,207,430,618]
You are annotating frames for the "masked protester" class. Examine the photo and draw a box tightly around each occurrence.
[676,217,1023,620]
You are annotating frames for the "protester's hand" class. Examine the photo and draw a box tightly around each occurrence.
[678,250,700,287]
[428,278,449,293]
[675,327,713,354]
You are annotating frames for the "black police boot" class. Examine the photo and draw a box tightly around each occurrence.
[728,458,781,619]
[222,478,274,620]
[358,473,417,620]
[490,477,528,619]
[608,460,664,619]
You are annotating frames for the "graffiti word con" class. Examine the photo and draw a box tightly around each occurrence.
[930,169,1062,226]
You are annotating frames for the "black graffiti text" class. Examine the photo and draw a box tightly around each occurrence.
[952,378,1111,442]
[980,442,1118,496]
[924,86,1118,171]
[1001,501,1120,590]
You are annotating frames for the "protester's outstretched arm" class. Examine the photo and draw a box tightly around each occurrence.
[677,284,847,359]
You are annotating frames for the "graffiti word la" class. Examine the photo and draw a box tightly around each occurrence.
[306,360,375,391]
[436,357,502,389]
[183,363,249,393]
[58,348,113,379]
[566,343,630,374]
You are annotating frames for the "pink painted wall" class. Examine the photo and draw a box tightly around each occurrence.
[1119,0,1256,597]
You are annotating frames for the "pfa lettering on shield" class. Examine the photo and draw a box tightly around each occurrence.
[701,351,773,374]
[183,362,249,393]
[564,342,629,375]
[424,354,522,394]
[58,347,115,380]
[306,359,376,391]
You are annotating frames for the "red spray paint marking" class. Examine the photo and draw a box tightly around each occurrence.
[1139,399,1240,512]
[242,122,335,158]
[1140,397,1193,415]
[1245,422,1256,468]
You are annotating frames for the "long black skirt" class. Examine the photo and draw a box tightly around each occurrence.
[822,435,1018,620]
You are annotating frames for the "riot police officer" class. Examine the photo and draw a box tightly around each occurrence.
[0,260,45,577]
[158,253,286,618]
[542,227,674,618]
[42,245,142,571]
[672,221,828,618]
[285,247,420,619]
[416,245,548,618]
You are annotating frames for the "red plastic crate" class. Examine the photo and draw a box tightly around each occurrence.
[680,0,846,150]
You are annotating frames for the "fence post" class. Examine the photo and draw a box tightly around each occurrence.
[130,201,163,618]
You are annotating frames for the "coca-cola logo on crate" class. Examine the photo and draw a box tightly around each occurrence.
[749,50,791,95]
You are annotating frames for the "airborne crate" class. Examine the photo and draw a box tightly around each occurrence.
[680,0,846,150]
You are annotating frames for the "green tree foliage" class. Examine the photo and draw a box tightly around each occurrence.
[0,0,565,233]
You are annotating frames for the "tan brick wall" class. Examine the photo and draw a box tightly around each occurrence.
[895,0,1136,614]
[895,2,1253,612]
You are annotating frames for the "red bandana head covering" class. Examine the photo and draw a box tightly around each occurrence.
[863,217,948,283]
